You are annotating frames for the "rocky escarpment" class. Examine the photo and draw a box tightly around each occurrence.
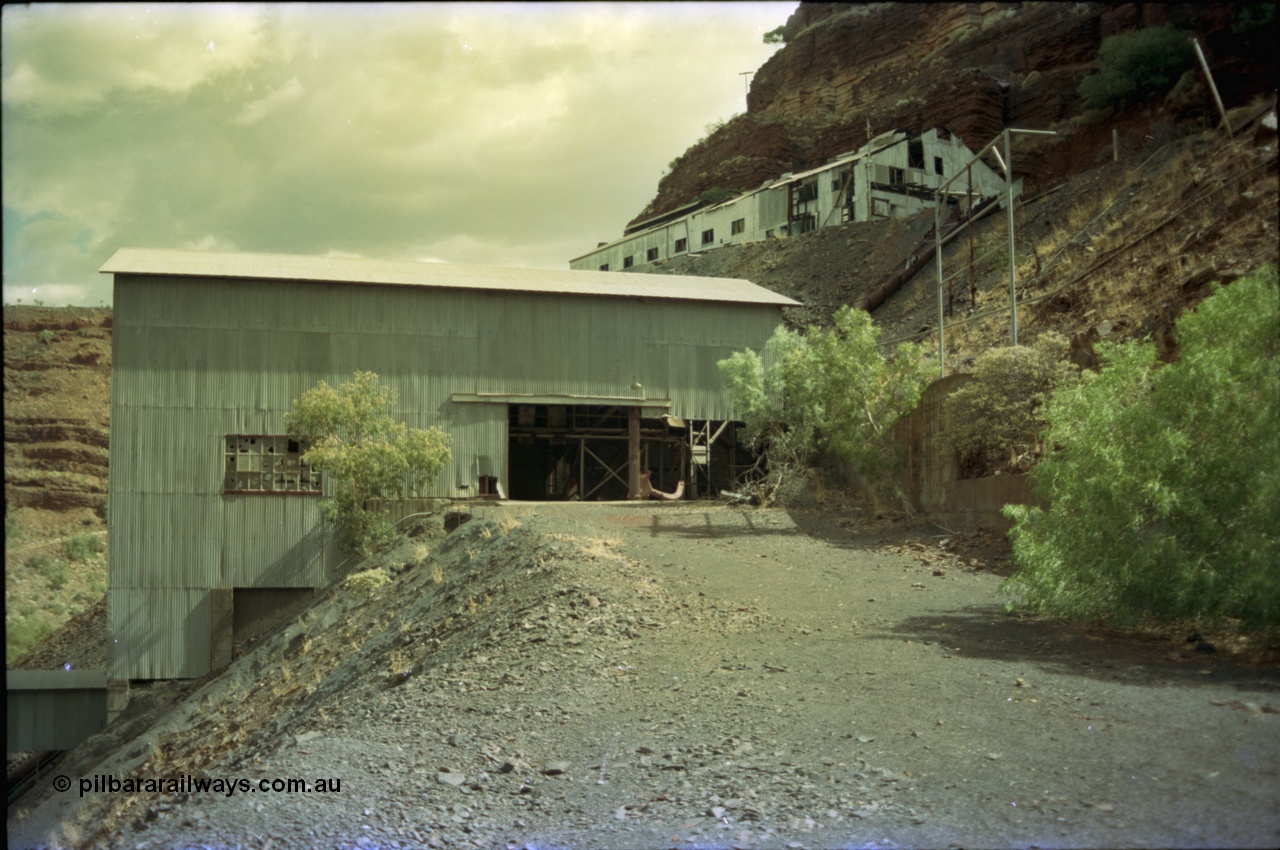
[632,2,1273,227]
[3,307,112,512]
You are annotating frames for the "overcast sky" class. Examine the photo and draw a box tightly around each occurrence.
[2,2,792,306]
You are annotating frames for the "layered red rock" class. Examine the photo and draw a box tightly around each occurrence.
[630,2,1268,229]
[3,307,112,514]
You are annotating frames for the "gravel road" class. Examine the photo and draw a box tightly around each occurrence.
[9,502,1279,850]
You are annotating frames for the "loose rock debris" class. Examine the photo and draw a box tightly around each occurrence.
[8,504,1280,850]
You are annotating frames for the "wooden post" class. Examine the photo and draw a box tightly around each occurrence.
[627,407,641,499]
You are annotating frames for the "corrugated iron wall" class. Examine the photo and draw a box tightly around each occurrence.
[7,671,108,751]
[109,275,782,679]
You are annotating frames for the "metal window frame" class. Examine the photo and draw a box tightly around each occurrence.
[224,434,322,495]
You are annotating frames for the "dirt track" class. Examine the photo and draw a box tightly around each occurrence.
[9,502,1280,850]
[537,503,1280,849]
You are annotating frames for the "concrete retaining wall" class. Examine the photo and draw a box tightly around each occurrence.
[890,374,1049,530]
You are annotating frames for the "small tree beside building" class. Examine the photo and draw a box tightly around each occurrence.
[718,305,931,506]
[285,371,452,559]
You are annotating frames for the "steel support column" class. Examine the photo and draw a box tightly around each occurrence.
[628,406,641,499]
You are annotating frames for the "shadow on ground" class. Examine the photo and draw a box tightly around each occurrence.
[604,502,939,551]
[874,605,1280,695]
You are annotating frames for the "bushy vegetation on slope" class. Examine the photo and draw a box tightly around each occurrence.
[1078,24,1196,110]
[719,305,931,506]
[1004,266,1280,630]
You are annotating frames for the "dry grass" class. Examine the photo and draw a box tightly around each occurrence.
[494,510,521,535]
[937,142,1217,368]
[578,533,622,561]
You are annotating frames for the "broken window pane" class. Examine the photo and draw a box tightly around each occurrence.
[224,435,321,494]
[908,139,924,169]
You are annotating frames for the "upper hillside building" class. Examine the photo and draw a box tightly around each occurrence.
[100,248,796,679]
[571,128,1013,272]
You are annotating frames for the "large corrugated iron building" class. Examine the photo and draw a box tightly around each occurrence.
[101,248,798,679]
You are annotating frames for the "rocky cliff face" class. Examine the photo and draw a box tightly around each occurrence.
[4,307,112,513]
[631,2,1271,228]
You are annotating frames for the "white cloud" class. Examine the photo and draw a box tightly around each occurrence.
[183,234,240,253]
[232,76,305,126]
[2,2,795,305]
[1,3,268,111]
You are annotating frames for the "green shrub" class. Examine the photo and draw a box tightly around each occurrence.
[1078,24,1195,110]
[29,553,69,589]
[5,508,21,545]
[39,329,55,344]
[1003,266,1280,629]
[944,332,1077,474]
[342,568,390,597]
[1232,4,1275,35]
[95,494,109,522]
[285,371,452,559]
[63,534,102,563]
[763,17,799,45]
[6,615,56,663]
[719,306,932,505]
[698,187,736,206]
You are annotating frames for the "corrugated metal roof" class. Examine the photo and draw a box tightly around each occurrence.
[769,132,909,187]
[7,670,108,689]
[101,248,799,307]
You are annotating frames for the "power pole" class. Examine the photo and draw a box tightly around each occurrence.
[739,71,753,107]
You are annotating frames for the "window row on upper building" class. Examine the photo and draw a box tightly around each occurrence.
[598,218,751,271]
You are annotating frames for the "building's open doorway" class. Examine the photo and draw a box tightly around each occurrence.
[505,404,741,501]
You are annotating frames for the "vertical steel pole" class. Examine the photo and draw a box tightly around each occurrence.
[628,406,641,499]
[935,195,945,378]
[967,164,976,306]
[1004,129,1018,346]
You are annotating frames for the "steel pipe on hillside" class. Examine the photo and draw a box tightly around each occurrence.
[1191,38,1232,137]
[858,196,999,316]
